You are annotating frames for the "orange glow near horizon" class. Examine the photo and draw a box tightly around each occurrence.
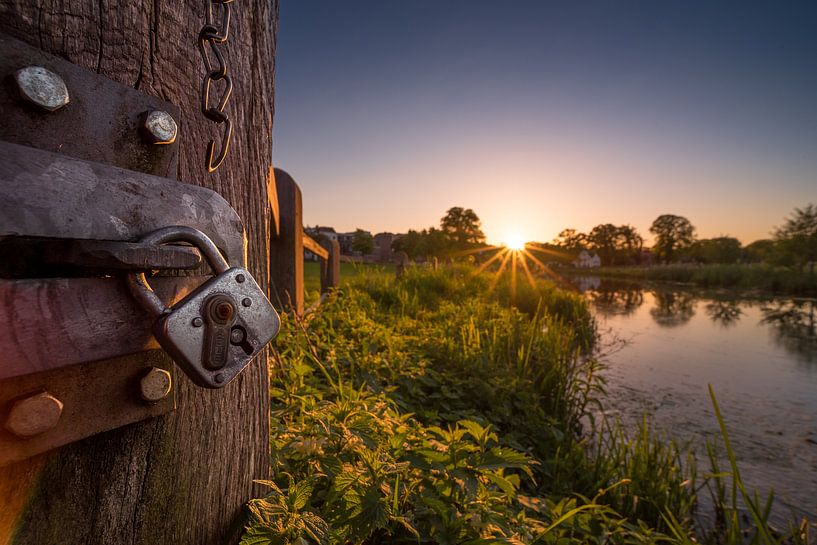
[504,232,526,251]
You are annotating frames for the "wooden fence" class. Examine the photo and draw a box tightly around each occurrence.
[269,168,341,315]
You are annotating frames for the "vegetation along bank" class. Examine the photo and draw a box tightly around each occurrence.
[241,265,813,544]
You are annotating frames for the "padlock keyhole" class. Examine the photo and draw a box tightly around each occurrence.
[229,325,254,356]
[202,294,238,370]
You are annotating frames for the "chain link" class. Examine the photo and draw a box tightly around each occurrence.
[198,0,234,173]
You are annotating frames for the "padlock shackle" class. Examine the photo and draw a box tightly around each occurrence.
[126,226,231,317]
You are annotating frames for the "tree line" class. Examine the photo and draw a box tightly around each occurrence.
[392,207,487,260]
[552,204,816,271]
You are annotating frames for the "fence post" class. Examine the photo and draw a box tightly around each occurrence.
[395,251,410,279]
[270,168,304,315]
[319,239,341,294]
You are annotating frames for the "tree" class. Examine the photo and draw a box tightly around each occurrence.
[743,239,776,263]
[553,228,587,253]
[351,228,375,255]
[688,237,742,264]
[0,3,276,544]
[617,225,644,264]
[773,204,817,273]
[440,207,485,246]
[649,214,696,263]
[587,224,621,265]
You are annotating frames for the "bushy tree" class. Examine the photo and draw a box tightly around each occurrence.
[650,214,696,263]
[440,207,485,246]
[553,228,587,253]
[351,228,375,255]
[773,204,817,273]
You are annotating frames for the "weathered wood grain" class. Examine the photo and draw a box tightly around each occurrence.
[0,1,277,543]
[270,168,304,315]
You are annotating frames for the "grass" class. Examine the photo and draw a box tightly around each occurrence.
[571,264,817,296]
[243,264,814,544]
[304,261,395,303]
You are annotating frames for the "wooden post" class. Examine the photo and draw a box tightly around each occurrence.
[0,3,277,544]
[320,239,341,294]
[395,251,410,279]
[270,168,304,315]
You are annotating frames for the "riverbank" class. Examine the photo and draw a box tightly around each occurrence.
[243,265,813,544]
[570,263,817,297]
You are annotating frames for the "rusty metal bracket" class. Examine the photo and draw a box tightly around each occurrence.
[0,32,179,178]
[0,350,175,467]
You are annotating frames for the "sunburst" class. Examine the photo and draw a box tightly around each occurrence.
[468,239,575,303]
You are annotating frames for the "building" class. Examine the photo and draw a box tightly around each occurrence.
[572,250,601,268]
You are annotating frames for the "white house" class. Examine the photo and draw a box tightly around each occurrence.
[572,250,601,269]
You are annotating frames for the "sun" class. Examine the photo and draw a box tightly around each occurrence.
[504,233,526,251]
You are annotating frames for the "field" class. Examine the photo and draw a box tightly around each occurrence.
[243,264,813,544]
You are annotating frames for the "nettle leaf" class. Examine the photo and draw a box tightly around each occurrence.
[239,525,282,545]
[289,480,314,511]
[478,448,531,473]
[459,420,497,444]
[300,512,330,545]
[485,473,518,497]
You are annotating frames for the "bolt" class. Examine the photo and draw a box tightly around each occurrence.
[141,110,178,145]
[235,274,246,283]
[242,298,252,307]
[214,373,225,384]
[230,328,245,344]
[216,301,235,320]
[4,391,63,437]
[14,66,70,112]
[139,367,172,402]
[192,317,204,327]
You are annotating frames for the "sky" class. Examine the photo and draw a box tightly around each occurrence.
[273,1,817,246]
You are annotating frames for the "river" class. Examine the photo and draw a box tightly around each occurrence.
[569,275,817,526]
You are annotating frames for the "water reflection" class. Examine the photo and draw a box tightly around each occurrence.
[649,291,696,327]
[570,275,817,364]
[705,300,743,328]
[566,274,817,524]
[589,285,644,317]
[761,300,817,365]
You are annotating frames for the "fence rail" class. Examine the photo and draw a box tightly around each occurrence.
[269,167,340,315]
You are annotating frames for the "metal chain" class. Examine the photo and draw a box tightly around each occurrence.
[198,0,234,173]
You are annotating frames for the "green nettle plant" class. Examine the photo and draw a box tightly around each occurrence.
[242,265,813,545]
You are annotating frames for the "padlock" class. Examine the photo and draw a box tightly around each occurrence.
[126,226,280,388]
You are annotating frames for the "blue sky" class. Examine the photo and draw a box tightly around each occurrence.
[273,1,816,245]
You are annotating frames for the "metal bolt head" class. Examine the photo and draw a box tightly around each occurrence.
[14,66,70,112]
[141,110,178,145]
[230,328,245,344]
[139,367,172,402]
[235,274,246,283]
[192,317,204,327]
[242,298,252,307]
[4,391,64,437]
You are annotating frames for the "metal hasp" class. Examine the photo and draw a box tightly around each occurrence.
[0,142,247,381]
[0,237,202,278]
[0,32,179,178]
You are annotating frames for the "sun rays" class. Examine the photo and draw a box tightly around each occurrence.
[465,239,575,302]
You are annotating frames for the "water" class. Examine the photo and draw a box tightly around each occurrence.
[570,275,817,525]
